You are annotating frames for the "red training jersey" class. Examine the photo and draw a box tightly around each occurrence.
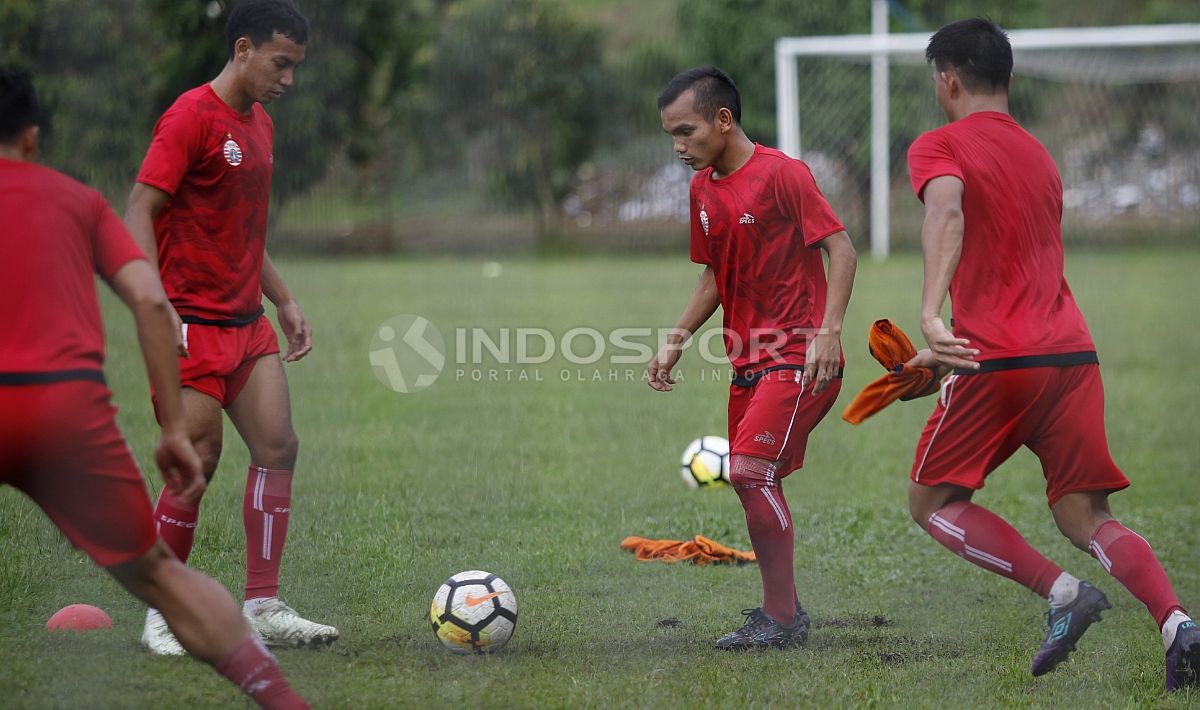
[690,144,846,371]
[907,112,1095,361]
[0,158,146,373]
[136,84,274,321]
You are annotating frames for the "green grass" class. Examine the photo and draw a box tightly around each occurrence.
[1,249,1198,708]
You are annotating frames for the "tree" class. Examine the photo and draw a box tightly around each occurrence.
[429,0,613,244]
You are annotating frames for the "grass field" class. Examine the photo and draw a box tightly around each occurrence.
[1,249,1198,708]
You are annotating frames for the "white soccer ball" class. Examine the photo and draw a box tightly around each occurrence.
[430,570,518,654]
[680,435,731,489]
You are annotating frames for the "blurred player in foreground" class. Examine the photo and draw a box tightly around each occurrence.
[0,66,308,709]
[124,0,337,655]
[904,18,1197,689]
[648,66,857,650]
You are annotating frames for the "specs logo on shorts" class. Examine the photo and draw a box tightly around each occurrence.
[223,135,244,167]
[739,213,756,224]
[754,430,777,446]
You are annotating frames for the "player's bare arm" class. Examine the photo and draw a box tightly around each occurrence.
[648,266,720,392]
[109,258,204,501]
[123,183,187,358]
[805,230,856,394]
[919,175,979,371]
[262,251,312,362]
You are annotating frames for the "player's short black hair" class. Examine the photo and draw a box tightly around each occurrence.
[658,66,742,125]
[926,18,1012,93]
[226,0,309,59]
[0,66,41,145]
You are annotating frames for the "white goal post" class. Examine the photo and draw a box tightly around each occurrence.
[775,1,1200,258]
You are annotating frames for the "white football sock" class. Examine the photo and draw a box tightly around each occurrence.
[1048,572,1081,608]
[1161,610,1192,650]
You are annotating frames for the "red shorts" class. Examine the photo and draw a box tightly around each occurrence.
[911,364,1129,505]
[728,368,841,475]
[0,379,156,567]
[175,315,279,408]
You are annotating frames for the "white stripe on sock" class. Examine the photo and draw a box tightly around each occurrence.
[964,543,1014,572]
[262,513,273,561]
[760,488,790,532]
[1090,540,1113,573]
[929,513,966,539]
[253,467,266,511]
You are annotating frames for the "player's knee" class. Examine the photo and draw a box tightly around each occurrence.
[107,540,177,602]
[727,454,777,489]
[194,441,222,479]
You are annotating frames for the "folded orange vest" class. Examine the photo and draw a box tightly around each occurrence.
[620,535,756,565]
[842,319,942,425]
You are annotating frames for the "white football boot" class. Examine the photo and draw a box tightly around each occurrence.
[141,608,187,656]
[246,598,339,648]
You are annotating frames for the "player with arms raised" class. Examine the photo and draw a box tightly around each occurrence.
[648,67,857,650]
[124,0,337,654]
[0,66,308,709]
[905,18,1197,689]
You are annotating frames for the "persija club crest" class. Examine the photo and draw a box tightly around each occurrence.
[700,206,710,236]
[223,135,243,166]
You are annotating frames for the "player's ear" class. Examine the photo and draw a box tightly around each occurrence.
[19,125,39,162]
[716,107,734,133]
[234,36,253,62]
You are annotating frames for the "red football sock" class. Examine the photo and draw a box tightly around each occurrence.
[729,456,796,626]
[1089,519,1186,627]
[927,501,1062,598]
[244,466,292,601]
[216,634,308,709]
[154,490,200,564]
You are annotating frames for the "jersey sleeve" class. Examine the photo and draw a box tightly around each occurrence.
[91,192,147,281]
[135,104,205,197]
[775,160,845,247]
[907,131,963,203]
[688,180,710,265]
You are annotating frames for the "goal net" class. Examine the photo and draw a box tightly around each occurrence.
[776,24,1200,257]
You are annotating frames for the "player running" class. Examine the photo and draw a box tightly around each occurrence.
[904,18,1197,689]
[124,0,337,655]
[648,67,857,650]
[0,66,308,709]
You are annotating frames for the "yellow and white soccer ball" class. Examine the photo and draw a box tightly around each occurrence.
[680,435,731,489]
[430,570,518,654]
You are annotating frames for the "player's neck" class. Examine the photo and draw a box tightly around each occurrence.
[0,146,23,161]
[949,94,1009,122]
[711,133,756,180]
[210,65,255,115]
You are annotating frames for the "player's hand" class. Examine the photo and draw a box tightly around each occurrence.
[276,302,312,362]
[155,430,205,503]
[803,331,842,394]
[647,343,683,392]
[905,348,952,376]
[170,307,188,358]
[921,316,979,371]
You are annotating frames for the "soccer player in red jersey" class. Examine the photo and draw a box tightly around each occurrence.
[647,67,858,650]
[905,19,1197,689]
[0,67,308,709]
[124,0,337,654]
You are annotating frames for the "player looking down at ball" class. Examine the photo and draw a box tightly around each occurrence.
[903,18,1197,689]
[647,66,857,650]
[124,0,337,655]
[0,66,308,710]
